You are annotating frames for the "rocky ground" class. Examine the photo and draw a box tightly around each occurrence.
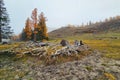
[30,50,120,80]
[0,42,120,80]
[1,51,119,80]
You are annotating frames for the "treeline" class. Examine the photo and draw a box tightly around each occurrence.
[20,8,48,41]
[84,15,120,27]
[70,15,120,33]
[61,15,120,28]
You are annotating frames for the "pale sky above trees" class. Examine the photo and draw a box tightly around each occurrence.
[4,0,120,34]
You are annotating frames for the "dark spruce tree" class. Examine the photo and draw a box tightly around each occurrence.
[0,0,11,42]
[20,28,26,41]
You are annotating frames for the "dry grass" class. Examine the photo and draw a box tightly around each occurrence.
[51,32,120,60]
[0,42,23,50]
[104,73,116,80]
[44,50,92,65]
[84,39,120,60]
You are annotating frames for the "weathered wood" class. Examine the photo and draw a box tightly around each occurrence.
[0,41,90,58]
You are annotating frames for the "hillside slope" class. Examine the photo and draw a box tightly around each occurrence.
[49,16,120,38]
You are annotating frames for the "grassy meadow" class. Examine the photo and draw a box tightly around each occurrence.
[0,32,120,60]
[51,32,120,60]
[0,32,120,62]
[0,32,120,79]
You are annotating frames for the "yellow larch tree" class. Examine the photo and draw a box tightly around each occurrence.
[24,18,32,40]
[31,8,38,41]
[37,12,48,40]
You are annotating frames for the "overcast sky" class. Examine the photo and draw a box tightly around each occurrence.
[4,0,120,34]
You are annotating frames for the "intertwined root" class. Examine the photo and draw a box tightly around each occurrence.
[0,42,90,59]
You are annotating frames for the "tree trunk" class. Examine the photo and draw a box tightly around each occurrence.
[34,33,36,42]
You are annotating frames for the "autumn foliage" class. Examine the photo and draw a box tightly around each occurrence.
[31,8,38,41]
[20,8,48,41]
[37,12,48,40]
[24,18,32,40]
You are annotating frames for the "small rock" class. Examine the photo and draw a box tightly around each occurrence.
[15,75,19,79]
[29,71,33,75]
[37,72,42,76]
[22,79,27,80]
